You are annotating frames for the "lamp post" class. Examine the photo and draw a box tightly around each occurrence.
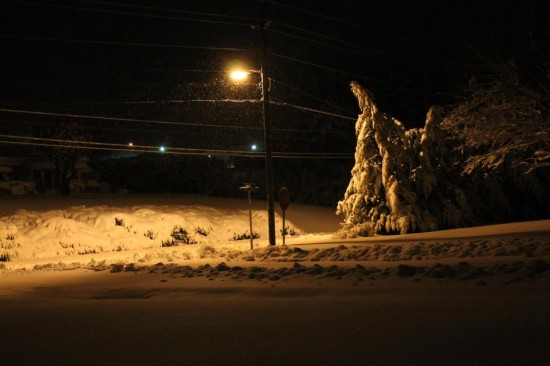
[229,66,276,246]
[228,2,275,246]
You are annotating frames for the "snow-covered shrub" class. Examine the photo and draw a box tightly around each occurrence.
[195,227,209,237]
[170,226,196,245]
[233,231,260,241]
[161,226,197,247]
[197,245,218,258]
[161,239,178,248]
[280,226,298,236]
[143,230,158,240]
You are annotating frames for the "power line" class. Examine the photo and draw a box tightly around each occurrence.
[0,139,261,158]
[0,108,350,135]
[271,100,356,121]
[1,99,261,106]
[0,133,256,155]
[0,108,257,130]
[2,36,421,94]
[2,97,355,122]
[76,0,261,22]
[0,118,168,136]
[3,82,358,122]
[267,0,365,30]
[3,64,227,74]
[2,1,432,97]
[1,0,254,27]
[0,35,249,52]
[272,20,386,55]
[268,28,371,56]
[270,51,365,79]
[0,118,257,139]
[77,0,392,57]
[269,51,428,95]
[0,119,340,135]
[270,79,357,116]
[268,27,425,69]
[265,0,425,44]
[0,135,354,159]
[269,51,398,88]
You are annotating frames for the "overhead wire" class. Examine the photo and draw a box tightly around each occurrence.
[1,99,262,106]
[3,64,227,74]
[1,0,367,148]
[1,96,357,121]
[0,133,256,155]
[0,108,352,134]
[270,100,356,121]
[3,0,429,92]
[2,19,423,95]
[272,20,386,55]
[0,118,172,136]
[0,0,255,27]
[0,35,249,52]
[2,36,428,96]
[269,51,430,95]
[269,51,409,90]
[75,0,261,22]
[0,117,274,146]
[265,0,426,44]
[267,27,426,69]
[0,139,261,158]
[0,108,258,130]
[268,28,372,56]
[270,79,357,116]
[0,134,354,159]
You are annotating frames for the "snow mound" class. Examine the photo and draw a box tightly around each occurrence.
[0,204,301,262]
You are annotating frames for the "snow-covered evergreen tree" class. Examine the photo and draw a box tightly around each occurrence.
[337,82,473,237]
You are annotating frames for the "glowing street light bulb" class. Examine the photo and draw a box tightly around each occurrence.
[229,70,249,81]
[128,142,133,147]
[251,144,257,151]
[159,146,166,153]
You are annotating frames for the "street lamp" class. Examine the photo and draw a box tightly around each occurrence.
[229,67,276,246]
[229,70,250,82]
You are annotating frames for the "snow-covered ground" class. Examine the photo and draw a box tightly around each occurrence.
[1,194,549,365]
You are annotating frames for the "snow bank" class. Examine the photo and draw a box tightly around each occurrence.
[1,195,549,289]
[0,203,302,262]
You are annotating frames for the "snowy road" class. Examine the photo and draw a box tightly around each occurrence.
[1,270,549,366]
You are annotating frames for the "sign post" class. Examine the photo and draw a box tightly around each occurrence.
[240,183,259,250]
[278,187,290,245]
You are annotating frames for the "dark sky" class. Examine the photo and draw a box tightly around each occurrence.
[1,0,548,155]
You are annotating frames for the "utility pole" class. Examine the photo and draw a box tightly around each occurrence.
[259,0,276,246]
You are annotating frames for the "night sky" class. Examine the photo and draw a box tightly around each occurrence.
[1,0,548,157]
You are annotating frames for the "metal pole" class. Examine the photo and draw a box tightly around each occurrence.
[259,0,276,246]
[247,190,254,250]
[282,209,286,245]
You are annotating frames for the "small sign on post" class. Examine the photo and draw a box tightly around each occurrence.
[240,183,259,250]
[279,187,290,245]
